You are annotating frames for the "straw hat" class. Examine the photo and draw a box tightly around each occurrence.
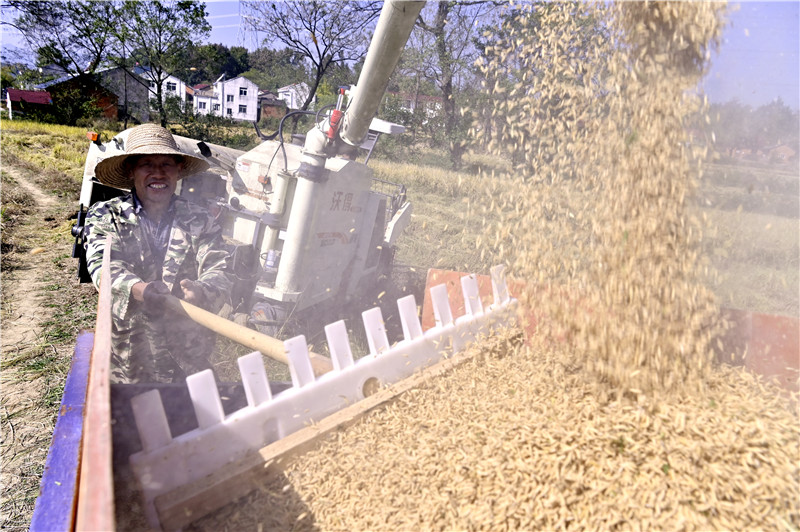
[94,124,210,189]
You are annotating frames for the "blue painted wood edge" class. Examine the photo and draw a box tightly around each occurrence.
[30,330,94,532]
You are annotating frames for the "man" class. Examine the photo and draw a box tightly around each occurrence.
[84,124,234,383]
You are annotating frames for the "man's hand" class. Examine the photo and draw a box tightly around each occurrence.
[180,279,206,306]
[141,281,171,317]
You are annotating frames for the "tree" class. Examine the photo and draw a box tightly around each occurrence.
[227,46,250,77]
[707,100,754,156]
[3,0,212,127]
[116,0,211,127]
[47,76,106,125]
[2,0,118,76]
[414,1,500,169]
[386,27,439,143]
[315,78,338,109]
[708,98,800,157]
[322,62,357,93]
[241,0,381,110]
[177,43,250,86]
[472,3,540,150]
[474,2,612,175]
[752,98,799,150]
[0,64,15,93]
[0,62,47,91]
[242,47,308,91]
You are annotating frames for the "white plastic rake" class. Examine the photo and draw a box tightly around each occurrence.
[129,265,517,530]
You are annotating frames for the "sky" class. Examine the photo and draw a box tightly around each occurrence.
[2,0,798,110]
[703,1,799,110]
[204,0,259,51]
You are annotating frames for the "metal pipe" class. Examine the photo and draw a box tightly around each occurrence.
[275,0,423,295]
[261,170,291,254]
[274,128,328,294]
[339,0,425,148]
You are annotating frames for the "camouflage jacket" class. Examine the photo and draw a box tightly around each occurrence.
[84,193,233,383]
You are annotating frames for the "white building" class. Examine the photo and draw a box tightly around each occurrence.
[135,67,187,110]
[192,85,217,116]
[193,76,259,122]
[277,82,311,110]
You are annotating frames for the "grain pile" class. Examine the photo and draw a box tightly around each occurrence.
[191,2,800,530]
[193,332,798,531]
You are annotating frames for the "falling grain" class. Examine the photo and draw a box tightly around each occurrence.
[190,2,798,531]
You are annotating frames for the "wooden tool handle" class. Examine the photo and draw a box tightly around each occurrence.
[164,295,333,377]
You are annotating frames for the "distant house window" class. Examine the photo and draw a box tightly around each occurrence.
[239,87,247,96]
[238,105,247,114]
[166,81,177,92]
[213,103,220,111]
[227,108,232,116]
[226,95,234,102]
[198,102,206,109]
[149,81,157,89]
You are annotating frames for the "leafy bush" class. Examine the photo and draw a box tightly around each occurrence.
[258,114,283,135]
[370,132,416,162]
[170,109,259,149]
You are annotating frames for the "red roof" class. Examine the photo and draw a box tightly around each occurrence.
[7,89,53,105]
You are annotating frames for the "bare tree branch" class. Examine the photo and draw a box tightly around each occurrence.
[241,0,381,110]
[413,0,500,168]
[2,0,117,75]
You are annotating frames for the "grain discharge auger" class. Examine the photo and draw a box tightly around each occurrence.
[31,1,518,530]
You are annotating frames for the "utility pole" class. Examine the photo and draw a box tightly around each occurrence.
[122,41,129,129]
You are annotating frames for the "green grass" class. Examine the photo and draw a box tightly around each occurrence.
[370,154,501,274]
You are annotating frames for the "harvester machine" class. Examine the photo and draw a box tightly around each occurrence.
[71,20,417,334]
[33,1,519,530]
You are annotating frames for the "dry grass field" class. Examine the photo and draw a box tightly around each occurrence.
[697,161,799,316]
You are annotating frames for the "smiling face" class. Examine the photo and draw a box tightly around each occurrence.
[130,154,183,213]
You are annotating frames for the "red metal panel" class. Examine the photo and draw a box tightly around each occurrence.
[423,269,800,391]
[421,269,494,330]
[719,308,799,391]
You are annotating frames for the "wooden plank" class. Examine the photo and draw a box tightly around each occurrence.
[75,235,115,531]
[165,294,335,376]
[29,331,94,532]
[154,341,486,531]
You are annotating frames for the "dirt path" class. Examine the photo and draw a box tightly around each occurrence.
[1,165,84,530]
[2,167,59,351]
